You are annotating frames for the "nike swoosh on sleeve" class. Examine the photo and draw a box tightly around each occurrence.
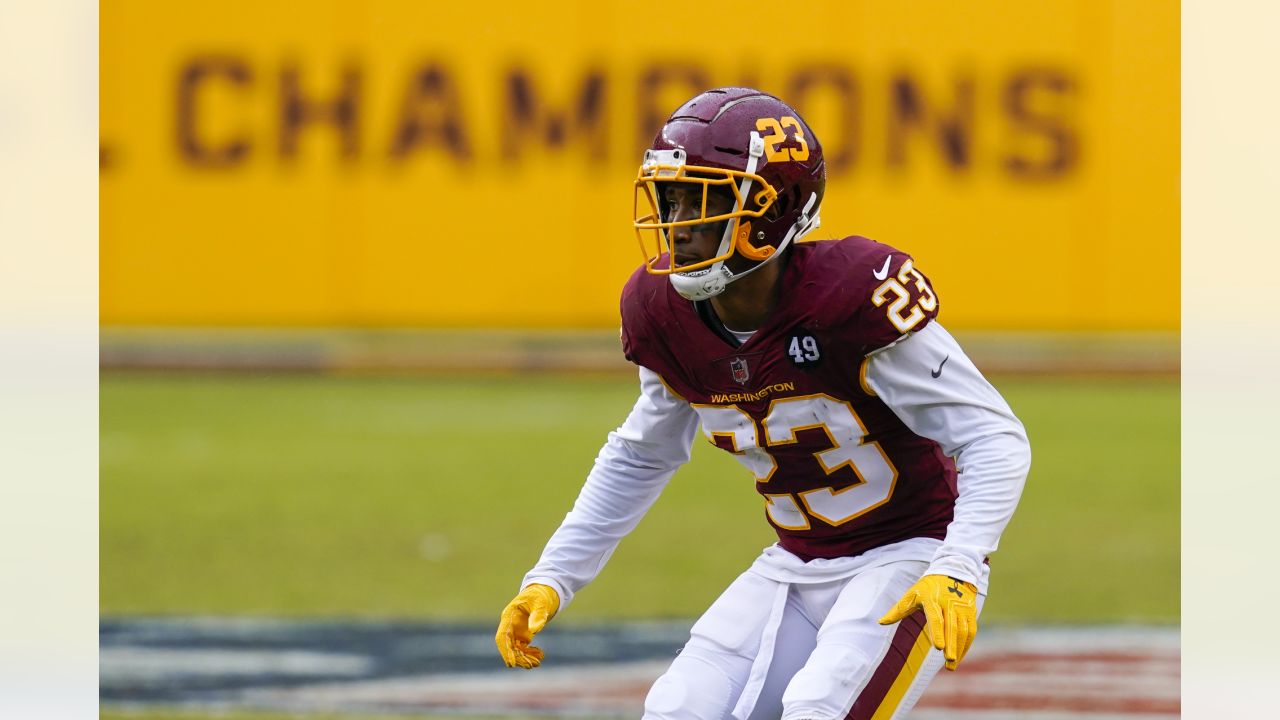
[873,255,892,280]
[931,355,949,378]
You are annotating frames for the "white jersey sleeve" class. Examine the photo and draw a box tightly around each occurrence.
[865,322,1031,591]
[522,366,699,609]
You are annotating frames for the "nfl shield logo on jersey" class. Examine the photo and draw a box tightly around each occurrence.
[730,357,750,385]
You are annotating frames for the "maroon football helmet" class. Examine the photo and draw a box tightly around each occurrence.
[633,87,826,300]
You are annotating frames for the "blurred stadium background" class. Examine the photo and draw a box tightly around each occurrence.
[100,1,1178,718]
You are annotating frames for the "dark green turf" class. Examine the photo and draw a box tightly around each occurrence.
[100,373,1178,623]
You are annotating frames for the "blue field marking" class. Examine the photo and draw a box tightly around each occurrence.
[100,617,692,706]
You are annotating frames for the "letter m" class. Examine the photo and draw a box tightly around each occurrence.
[501,68,606,162]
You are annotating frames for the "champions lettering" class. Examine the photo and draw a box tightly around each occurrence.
[110,58,1079,180]
[710,383,797,404]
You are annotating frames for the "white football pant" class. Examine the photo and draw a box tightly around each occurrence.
[642,559,984,720]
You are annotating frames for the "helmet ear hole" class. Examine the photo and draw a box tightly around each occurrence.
[762,185,800,223]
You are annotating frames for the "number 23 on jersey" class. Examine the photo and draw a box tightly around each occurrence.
[694,395,898,531]
[873,257,938,334]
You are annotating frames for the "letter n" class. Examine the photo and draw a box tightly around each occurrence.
[887,72,975,172]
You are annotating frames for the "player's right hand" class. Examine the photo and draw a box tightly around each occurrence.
[495,583,560,669]
[878,574,978,671]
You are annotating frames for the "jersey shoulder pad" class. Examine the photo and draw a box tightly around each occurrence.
[619,264,670,367]
[803,236,942,352]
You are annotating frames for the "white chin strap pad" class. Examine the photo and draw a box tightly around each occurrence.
[670,265,731,301]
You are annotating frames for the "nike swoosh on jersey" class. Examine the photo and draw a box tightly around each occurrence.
[873,255,892,280]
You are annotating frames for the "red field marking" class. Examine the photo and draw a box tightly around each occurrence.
[920,645,1180,717]
[243,641,1180,718]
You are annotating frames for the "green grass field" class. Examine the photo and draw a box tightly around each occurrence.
[101,372,1178,624]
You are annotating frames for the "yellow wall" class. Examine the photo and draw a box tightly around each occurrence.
[101,1,1178,331]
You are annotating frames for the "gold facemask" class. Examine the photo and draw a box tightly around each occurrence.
[633,161,780,275]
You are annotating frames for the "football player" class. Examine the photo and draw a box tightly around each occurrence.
[496,87,1031,720]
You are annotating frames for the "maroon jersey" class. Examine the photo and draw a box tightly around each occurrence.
[620,236,956,561]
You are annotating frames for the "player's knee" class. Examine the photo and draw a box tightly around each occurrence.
[781,643,875,720]
[642,651,739,720]
[643,671,697,719]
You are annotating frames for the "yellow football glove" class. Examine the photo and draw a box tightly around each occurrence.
[879,574,979,671]
[495,583,560,669]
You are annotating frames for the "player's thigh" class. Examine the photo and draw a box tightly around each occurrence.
[780,560,932,720]
[883,590,986,720]
[745,590,819,720]
[643,571,782,720]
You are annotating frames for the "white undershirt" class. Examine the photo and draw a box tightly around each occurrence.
[523,322,1031,608]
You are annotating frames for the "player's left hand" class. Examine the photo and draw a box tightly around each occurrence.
[495,583,560,669]
[878,574,978,671]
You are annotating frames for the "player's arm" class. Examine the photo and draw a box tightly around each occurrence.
[495,366,698,668]
[868,322,1031,669]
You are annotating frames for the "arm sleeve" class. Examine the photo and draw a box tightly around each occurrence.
[522,366,699,609]
[865,322,1031,591]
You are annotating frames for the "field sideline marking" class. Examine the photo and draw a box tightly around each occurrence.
[100,619,1178,718]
